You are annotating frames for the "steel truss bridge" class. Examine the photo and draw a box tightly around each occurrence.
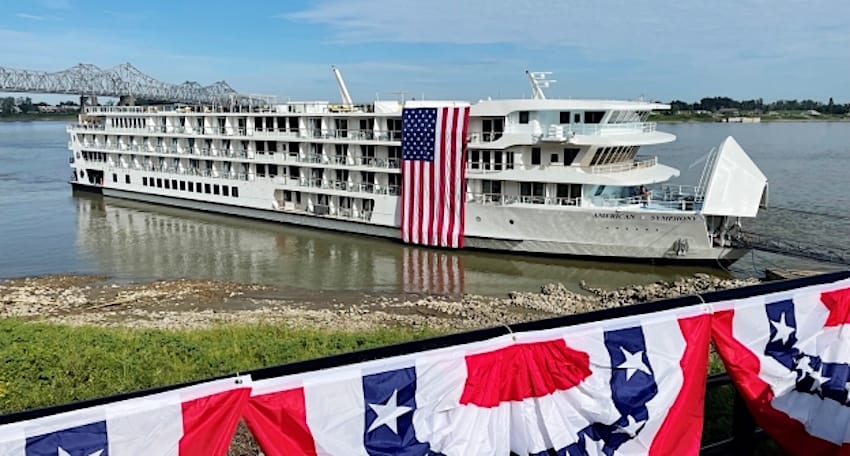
[0,63,266,105]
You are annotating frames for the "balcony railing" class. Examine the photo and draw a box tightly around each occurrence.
[466,192,581,206]
[589,156,657,174]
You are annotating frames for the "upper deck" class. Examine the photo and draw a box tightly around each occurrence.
[75,96,674,148]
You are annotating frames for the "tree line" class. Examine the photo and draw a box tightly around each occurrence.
[667,97,849,115]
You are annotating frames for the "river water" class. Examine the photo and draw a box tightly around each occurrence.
[0,120,846,296]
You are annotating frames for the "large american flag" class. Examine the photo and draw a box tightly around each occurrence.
[400,104,470,248]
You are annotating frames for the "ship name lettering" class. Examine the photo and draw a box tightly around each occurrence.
[593,213,636,220]
[650,215,697,222]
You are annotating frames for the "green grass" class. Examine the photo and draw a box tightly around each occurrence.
[0,319,444,414]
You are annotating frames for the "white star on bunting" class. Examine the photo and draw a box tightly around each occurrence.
[616,347,652,381]
[613,415,646,437]
[367,389,412,434]
[769,313,795,344]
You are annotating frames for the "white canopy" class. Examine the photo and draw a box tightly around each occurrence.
[701,136,768,218]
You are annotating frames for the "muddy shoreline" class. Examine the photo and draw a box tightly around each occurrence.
[1,273,760,332]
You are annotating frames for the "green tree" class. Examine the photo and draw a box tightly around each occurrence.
[0,97,14,115]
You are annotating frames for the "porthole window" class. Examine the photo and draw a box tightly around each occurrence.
[509,219,514,225]
[475,216,481,222]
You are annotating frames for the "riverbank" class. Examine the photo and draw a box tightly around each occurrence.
[0,273,759,331]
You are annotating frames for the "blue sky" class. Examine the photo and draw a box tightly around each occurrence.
[2,0,849,103]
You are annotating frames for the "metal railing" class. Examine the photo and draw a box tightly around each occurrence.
[466,192,581,206]
[589,156,657,174]
[466,162,516,173]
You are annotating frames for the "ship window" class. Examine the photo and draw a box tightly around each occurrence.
[172,179,177,189]
[156,178,162,188]
[563,148,580,165]
[164,180,170,189]
[531,147,541,165]
[559,111,571,124]
[482,151,491,170]
[493,151,503,170]
[520,182,545,203]
[222,185,229,196]
[269,164,278,177]
[196,182,202,193]
[213,184,220,195]
[232,186,239,197]
[295,191,301,204]
[143,177,148,186]
[482,118,504,141]
[179,181,186,191]
[482,180,502,195]
[112,173,117,183]
[574,113,581,123]
[550,153,559,164]
[585,111,605,124]
[556,184,581,205]
[257,164,266,177]
[519,111,529,124]
[205,183,211,193]
[125,175,130,184]
[188,182,193,192]
[470,151,480,169]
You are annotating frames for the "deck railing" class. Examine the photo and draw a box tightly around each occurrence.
[589,156,657,174]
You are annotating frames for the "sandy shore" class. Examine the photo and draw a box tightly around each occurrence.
[0,273,760,332]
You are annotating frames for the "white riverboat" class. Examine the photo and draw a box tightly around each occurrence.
[66,69,768,264]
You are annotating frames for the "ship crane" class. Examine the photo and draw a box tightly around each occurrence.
[331,66,353,106]
[526,70,556,100]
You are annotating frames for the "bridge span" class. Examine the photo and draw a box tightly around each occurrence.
[0,63,264,106]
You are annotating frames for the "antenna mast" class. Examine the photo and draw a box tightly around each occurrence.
[331,65,353,106]
[526,70,556,100]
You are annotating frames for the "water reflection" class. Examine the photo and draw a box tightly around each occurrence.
[74,193,720,296]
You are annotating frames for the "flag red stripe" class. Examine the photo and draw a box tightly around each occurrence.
[179,387,251,456]
[459,339,592,407]
[711,309,845,455]
[457,107,470,248]
[649,314,710,455]
[446,107,458,247]
[822,287,850,327]
[243,388,318,456]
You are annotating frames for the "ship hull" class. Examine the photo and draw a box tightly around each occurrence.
[97,187,748,265]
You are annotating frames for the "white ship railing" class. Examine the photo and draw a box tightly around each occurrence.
[466,192,580,206]
[70,140,402,170]
[589,156,657,174]
[295,178,400,196]
[69,123,404,143]
[467,122,657,144]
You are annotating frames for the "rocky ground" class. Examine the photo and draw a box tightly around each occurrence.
[0,273,760,332]
[0,273,762,455]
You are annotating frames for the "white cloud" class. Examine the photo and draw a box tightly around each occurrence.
[16,13,47,21]
[285,0,850,64]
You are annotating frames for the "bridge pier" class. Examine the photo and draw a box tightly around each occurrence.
[118,95,135,106]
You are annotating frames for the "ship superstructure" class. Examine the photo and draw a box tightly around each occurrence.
[67,69,767,263]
